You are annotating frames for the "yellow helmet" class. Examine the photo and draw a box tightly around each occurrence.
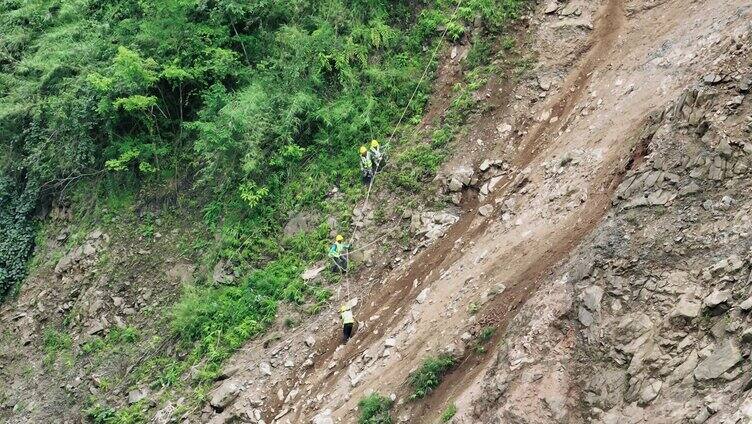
[359,146,367,155]
[335,234,344,242]
[340,304,349,313]
[370,139,379,148]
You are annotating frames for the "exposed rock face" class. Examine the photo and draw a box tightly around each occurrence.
[470,36,752,422]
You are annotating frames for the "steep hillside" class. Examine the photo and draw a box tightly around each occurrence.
[0,0,527,422]
[2,0,752,423]
[196,0,752,423]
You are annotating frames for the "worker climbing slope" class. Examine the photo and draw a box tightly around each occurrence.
[369,139,384,171]
[328,234,351,273]
[359,145,374,185]
[340,303,356,343]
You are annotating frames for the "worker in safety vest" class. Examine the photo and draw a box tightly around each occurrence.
[328,234,350,273]
[340,303,355,343]
[359,145,373,184]
[369,139,384,171]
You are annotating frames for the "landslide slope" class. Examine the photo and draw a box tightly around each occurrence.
[203,0,752,423]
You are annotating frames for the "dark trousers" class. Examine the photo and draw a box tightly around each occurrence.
[342,323,354,342]
[361,169,373,185]
[332,256,348,273]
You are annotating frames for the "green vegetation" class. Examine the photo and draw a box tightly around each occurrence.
[0,0,526,301]
[409,353,456,399]
[478,326,495,342]
[473,325,496,353]
[85,402,146,424]
[42,328,73,367]
[358,393,394,424]
[440,402,458,422]
[82,326,140,355]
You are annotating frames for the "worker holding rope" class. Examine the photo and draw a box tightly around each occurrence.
[328,234,351,273]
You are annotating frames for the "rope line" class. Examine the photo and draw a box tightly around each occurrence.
[338,0,465,304]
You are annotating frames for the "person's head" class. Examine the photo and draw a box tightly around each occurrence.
[340,304,349,313]
[335,234,344,243]
[370,139,379,149]
[359,145,367,156]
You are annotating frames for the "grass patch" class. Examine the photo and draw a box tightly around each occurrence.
[358,393,394,424]
[85,401,147,424]
[440,403,457,422]
[478,326,495,343]
[409,354,455,400]
[82,326,140,355]
[42,328,73,367]
[473,326,496,354]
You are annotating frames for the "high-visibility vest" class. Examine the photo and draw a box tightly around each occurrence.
[370,147,382,162]
[341,309,355,324]
[329,242,348,258]
[360,154,373,170]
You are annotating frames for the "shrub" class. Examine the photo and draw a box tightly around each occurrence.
[478,326,495,343]
[358,393,393,424]
[409,354,455,399]
[473,326,496,354]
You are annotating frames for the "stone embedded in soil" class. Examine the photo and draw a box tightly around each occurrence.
[416,288,430,304]
[210,381,239,410]
[302,266,325,281]
[479,204,494,217]
[638,379,662,405]
[259,362,272,376]
[693,341,742,381]
[580,286,604,312]
[448,178,463,192]
[578,307,594,327]
[739,296,752,311]
[671,296,701,319]
[703,290,731,311]
[128,388,148,405]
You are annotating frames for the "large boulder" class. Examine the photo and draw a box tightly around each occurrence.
[210,381,239,411]
[445,166,474,192]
